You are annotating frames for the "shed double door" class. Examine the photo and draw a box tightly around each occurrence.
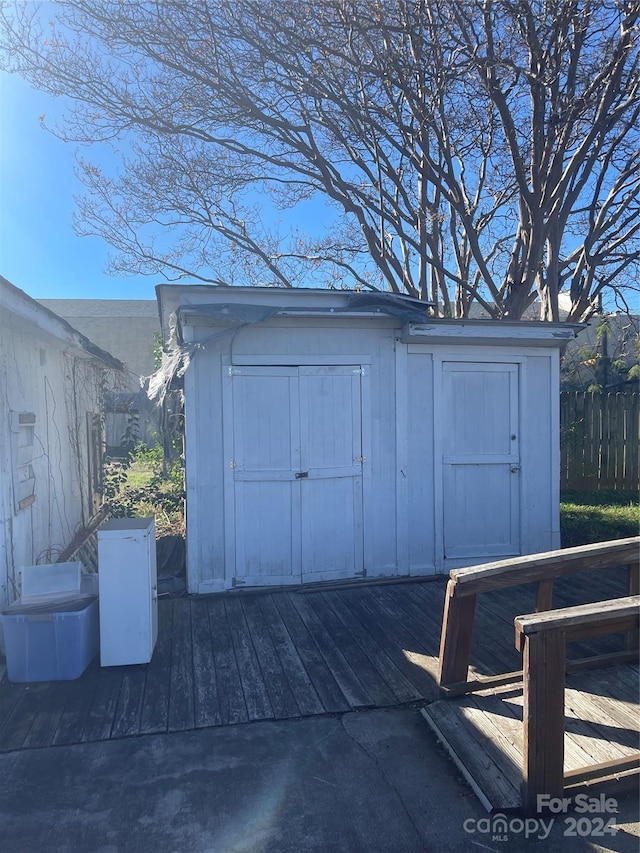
[227,365,364,586]
[442,362,521,561]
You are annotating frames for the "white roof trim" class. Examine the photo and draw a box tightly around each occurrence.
[401,320,582,347]
[0,276,124,369]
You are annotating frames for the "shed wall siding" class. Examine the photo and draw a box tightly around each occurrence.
[0,312,107,608]
[184,346,226,592]
[406,351,436,574]
[520,353,559,553]
[176,303,563,592]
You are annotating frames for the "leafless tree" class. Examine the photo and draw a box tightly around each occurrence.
[1,0,638,320]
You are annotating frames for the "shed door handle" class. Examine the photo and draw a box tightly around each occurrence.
[295,471,309,479]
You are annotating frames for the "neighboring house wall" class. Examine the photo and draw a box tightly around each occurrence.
[0,278,123,612]
[37,299,159,387]
[38,299,161,449]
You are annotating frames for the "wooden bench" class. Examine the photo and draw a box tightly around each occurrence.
[434,537,640,812]
[516,595,640,812]
[438,537,639,695]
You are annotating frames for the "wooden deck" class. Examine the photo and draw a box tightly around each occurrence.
[422,663,639,811]
[0,569,634,764]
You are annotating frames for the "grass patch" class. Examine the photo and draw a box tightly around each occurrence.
[560,490,639,547]
[125,461,156,489]
[103,444,184,537]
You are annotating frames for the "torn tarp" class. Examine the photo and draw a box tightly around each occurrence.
[344,292,433,323]
[171,291,433,333]
[176,302,280,331]
[143,289,434,459]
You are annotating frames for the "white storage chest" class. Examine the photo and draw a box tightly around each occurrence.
[97,517,158,666]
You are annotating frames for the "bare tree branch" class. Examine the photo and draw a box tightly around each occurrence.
[1,0,637,318]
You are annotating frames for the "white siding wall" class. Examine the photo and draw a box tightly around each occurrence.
[184,336,226,593]
[406,351,436,574]
[181,309,562,591]
[520,353,560,552]
[0,312,107,609]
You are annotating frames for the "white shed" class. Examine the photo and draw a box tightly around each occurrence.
[156,286,578,594]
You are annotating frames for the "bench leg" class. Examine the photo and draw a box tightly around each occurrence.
[438,581,476,691]
[627,564,639,651]
[521,627,566,814]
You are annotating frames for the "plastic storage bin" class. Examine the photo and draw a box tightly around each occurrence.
[1,562,100,683]
[0,595,99,682]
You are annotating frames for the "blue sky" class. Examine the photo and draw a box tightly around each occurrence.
[0,70,337,302]
[0,72,163,300]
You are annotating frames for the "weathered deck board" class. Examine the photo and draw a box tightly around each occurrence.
[225,597,274,722]
[240,596,300,719]
[564,666,640,761]
[82,666,123,742]
[190,599,222,728]
[306,591,397,707]
[0,682,50,751]
[372,586,441,666]
[422,697,522,811]
[138,598,173,734]
[572,665,640,731]
[256,594,324,716]
[382,584,443,652]
[22,680,69,749]
[52,665,100,746]
[168,598,196,732]
[460,687,525,787]
[111,665,147,738]
[488,681,633,776]
[339,587,438,699]
[321,589,422,704]
[0,681,25,736]
[423,662,639,812]
[207,597,248,726]
[272,593,350,714]
[289,593,373,709]
[0,570,636,775]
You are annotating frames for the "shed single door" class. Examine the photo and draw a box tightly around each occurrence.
[442,362,520,560]
[228,365,364,586]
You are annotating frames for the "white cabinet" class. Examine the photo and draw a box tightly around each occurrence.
[97,517,158,666]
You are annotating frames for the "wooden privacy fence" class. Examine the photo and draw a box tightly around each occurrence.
[560,391,639,490]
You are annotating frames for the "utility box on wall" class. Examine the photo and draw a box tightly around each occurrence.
[97,517,158,666]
